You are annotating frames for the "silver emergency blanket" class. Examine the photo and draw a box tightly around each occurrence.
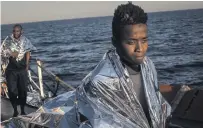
[1,35,36,69]
[1,35,36,84]
[2,49,171,128]
[26,91,42,107]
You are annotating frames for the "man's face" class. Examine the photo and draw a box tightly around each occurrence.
[115,24,148,66]
[13,27,22,39]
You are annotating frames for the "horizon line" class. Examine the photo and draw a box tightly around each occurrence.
[1,8,203,26]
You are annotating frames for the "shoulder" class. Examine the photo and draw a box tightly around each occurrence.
[7,35,13,41]
[25,37,31,43]
[20,36,30,42]
[142,56,157,77]
[87,51,118,81]
[144,56,156,67]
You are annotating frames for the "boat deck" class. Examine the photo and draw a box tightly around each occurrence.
[1,97,37,121]
[1,85,203,128]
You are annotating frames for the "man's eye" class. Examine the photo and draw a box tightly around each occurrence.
[142,39,147,43]
[127,40,135,44]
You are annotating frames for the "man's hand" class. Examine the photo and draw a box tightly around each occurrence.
[11,51,19,58]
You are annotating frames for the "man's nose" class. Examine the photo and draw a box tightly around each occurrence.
[135,41,143,52]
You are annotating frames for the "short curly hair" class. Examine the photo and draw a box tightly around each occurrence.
[13,24,23,30]
[112,2,148,41]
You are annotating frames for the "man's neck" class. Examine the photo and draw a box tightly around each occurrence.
[14,38,20,41]
[120,58,140,72]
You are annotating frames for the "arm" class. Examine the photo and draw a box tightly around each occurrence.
[26,51,30,71]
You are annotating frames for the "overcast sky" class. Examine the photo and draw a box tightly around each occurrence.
[1,1,203,24]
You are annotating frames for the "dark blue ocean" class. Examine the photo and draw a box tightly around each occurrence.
[1,9,203,90]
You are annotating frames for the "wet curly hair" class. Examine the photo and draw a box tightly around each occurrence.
[112,2,148,41]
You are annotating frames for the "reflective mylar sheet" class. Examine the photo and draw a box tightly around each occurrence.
[1,35,36,70]
[2,50,171,128]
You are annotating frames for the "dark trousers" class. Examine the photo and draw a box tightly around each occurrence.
[6,69,28,112]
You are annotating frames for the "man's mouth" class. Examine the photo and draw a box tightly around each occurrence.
[136,56,143,59]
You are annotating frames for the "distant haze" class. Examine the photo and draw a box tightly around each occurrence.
[1,1,203,24]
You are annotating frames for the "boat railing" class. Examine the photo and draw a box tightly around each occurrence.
[1,57,75,101]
